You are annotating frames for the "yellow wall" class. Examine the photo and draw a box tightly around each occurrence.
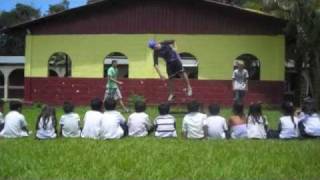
[25,34,285,80]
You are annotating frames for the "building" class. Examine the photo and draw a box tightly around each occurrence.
[1,0,286,105]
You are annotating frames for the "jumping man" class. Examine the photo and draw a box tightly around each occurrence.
[148,39,192,101]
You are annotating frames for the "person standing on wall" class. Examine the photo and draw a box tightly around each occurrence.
[104,60,129,112]
[232,61,249,104]
[148,39,193,101]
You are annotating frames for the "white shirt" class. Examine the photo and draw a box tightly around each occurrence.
[128,112,151,137]
[279,116,300,139]
[81,110,103,139]
[232,69,249,90]
[36,116,57,139]
[182,112,207,139]
[206,115,228,139]
[300,113,320,136]
[100,110,125,139]
[247,115,268,139]
[154,114,177,138]
[60,112,81,138]
[0,111,28,138]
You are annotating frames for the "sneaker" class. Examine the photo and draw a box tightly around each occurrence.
[168,94,175,101]
[187,88,192,96]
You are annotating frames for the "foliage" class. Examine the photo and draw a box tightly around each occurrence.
[48,0,70,15]
[0,4,40,56]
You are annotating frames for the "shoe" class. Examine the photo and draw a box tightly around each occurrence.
[168,94,175,101]
[187,87,192,96]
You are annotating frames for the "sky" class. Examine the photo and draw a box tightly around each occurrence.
[0,0,87,14]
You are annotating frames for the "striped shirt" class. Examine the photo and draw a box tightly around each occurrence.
[154,114,177,138]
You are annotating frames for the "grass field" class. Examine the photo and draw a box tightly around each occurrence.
[0,105,320,180]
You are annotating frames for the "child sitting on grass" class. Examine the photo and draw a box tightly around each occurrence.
[278,101,300,139]
[100,98,127,139]
[298,98,320,138]
[247,103,268,139]
[0,101,29,138]
[128,101,152,137]
[59,101,81,138]
[36,105,57,139]
[81,98,103,139]
[0,100,5,131]
[154,103,177,138]
[229,103,247,139]
[205,103,228,139]
[182,100,208,139]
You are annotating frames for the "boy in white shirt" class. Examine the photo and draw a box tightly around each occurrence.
[182,100,207,139]
[206,104,228,139]
[154,103,177,138]
[0,100,5,131]
[100,98,127,139]
[59,101,81,138]
[0,101,29,138]
[232,61,249,104]
[128,101,152,137]
[81,98,103,139]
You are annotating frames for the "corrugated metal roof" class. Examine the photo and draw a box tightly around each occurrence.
[0,0,284,33]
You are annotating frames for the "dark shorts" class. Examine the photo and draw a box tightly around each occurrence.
[166,60,184,79]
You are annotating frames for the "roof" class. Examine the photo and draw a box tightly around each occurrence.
[0,56,25,64]
[0,0,285,33]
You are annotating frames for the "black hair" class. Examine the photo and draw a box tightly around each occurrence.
[9,101,22,111]
[282,101,296,129]
[90,97,103,111]
[187,100,200,113]
[208,103,220,116]
[104,98,117,111]
[302,98,317,115]
[135,101,146,113]
[232,102,244,117]
[158,103,170,115]
[63,101,74,114]
[37,105,57,129]
[248,103,263,124]
[111,60,117,64]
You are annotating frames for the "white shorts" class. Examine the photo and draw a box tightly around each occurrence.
[104,87,122,100]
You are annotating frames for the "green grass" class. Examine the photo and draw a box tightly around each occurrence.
[0,105,320,180]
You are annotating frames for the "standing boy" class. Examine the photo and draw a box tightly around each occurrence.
[232,61,249,104]
[104,60,128,112]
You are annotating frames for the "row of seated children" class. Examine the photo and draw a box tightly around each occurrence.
[0,98,320,139]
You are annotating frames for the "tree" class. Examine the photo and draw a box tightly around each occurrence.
[48,0,70,15]
[0,4,41,55]
[264,0,320,108]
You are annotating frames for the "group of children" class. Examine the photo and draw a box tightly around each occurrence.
[0,98,320,140]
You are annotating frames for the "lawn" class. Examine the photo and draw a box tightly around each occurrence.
[0,105,320,180]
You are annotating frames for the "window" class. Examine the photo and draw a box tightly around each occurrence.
[179,52,198,79]
[48,52,72,77]
[104,52,128,78]
[234,54,260,80]
[8,69,24,98]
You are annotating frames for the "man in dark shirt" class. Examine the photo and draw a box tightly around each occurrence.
[148,39,192,101]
